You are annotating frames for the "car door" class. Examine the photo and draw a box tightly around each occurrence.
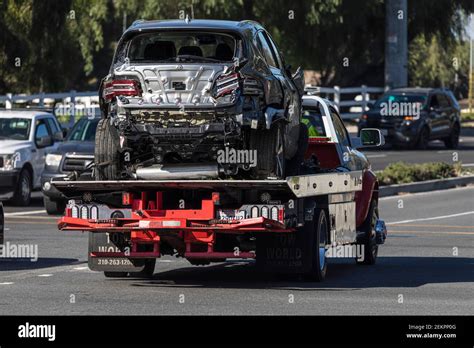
[437,94,452,136]
[329,106,367,171]
[254,31,283,106]
[427,94,443,137]
[256,30,301,157]
[32,118,55,187]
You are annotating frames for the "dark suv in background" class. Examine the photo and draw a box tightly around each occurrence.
[358,88,461,149]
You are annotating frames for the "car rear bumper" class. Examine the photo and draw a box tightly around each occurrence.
[41,173,68,201]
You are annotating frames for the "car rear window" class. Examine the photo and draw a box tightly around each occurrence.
[127,32,238,63]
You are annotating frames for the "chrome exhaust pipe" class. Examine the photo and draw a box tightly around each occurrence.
[135,163,219,180]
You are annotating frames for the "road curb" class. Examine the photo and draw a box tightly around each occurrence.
[379,175,474,197]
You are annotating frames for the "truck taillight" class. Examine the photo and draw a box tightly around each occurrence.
[103,79,141,101]
[215,73,240,98]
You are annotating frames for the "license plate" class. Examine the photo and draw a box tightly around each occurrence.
[217,209,246,221]
[379,129,388,136]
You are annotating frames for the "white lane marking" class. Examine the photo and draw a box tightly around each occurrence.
[37,274,53,277]
[366,154,387,158]
[380,186,474,200]
[5,210,46,216]
[73,266,89,270]
[5,228,10,231]
[387,211,474,225]
[0,282,14,285]
[157,260,174,263]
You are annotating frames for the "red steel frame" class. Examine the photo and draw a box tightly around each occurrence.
[58,191,295,260]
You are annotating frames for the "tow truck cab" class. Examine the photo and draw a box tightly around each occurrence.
[53,96,386,281]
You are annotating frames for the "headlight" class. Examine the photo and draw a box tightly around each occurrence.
[45,154,63,168]
[0,153,20,171]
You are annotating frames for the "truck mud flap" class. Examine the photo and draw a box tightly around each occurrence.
[256,229,312,274]
[88,233,146,273]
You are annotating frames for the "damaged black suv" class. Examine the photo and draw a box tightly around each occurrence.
[96,19,304,180]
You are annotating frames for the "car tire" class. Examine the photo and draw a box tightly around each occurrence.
[43,196,66,215]
[95,118,121,180]
[250,122,287,179]
[356,200,379,265]
[443,123,460,149]
[286,123,309,176]
[416,127,430,150]
[11,169,32,206]
[135,259,156,278]
[304,208,328,282]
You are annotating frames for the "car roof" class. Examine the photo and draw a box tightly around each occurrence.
[0,110,55,119]
[126,19,262,34]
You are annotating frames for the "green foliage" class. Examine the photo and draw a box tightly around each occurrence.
[0,0,473,94]
[376,161,461,186]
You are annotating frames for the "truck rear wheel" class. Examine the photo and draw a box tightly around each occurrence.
[95,118,121,180]
[356,200,378,265]
[304,208,328,281]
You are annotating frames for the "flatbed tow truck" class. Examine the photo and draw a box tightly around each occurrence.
[51,96,387,281]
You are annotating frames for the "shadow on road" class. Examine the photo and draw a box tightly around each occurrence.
[0,257,79,271]
[125,256,474,290]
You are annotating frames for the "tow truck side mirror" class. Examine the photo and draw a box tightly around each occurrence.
[351,128,385,148]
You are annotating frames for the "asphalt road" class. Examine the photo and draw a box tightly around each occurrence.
[354,127,474,171]
[0,187,473,315]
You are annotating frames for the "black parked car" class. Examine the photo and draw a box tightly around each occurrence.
[97,19,305,180]
[358,88,461,149]
[41,117,99,214]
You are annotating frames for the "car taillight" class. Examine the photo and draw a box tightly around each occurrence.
[103,79,141,101]
[215,73,240,98]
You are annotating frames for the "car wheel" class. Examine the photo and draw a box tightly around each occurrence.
[304,208,328,281]
[95,118,121,180]
[250,122,287,179]
[43,196,66,215]
[135,259,156,278]
[443,124,460,149]
[356,200,379,265]
[11,169,32,206]
[416,127,430,150]
[286,123,309,176]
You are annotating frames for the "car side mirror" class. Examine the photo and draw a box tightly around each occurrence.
[62,127,69,138]
[36,135,53,148]
[351,128,385,148]
[53,131,64,142]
